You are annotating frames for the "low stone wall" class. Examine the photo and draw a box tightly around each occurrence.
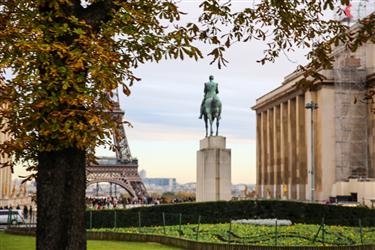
[5,228,375,250]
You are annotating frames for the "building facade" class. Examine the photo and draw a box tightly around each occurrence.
[143,178,177,192]
[252,39,375,202]
[0,111,12,200]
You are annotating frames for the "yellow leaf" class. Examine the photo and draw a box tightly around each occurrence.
[123,85,131,96]
[71,58,84,70]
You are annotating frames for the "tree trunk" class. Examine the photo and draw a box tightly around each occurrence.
[37,148,86,250]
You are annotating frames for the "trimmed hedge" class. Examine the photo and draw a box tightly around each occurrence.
[86,200,375,229]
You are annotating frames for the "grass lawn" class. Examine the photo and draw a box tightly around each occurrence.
[0,232,183,250]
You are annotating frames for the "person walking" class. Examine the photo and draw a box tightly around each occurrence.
[29,206,33,223]
[23,206,28,223]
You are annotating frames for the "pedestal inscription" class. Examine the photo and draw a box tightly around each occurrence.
[196,136,231,202]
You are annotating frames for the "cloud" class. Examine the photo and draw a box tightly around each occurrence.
[125,121,254,144]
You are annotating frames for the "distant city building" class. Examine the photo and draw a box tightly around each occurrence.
[139,169,147,179]
[252,21,375,205]
[144,178,177,192]
[175,182,196,193]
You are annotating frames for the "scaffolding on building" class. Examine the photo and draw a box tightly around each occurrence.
[334,1,373,181]
[334,47,368,180]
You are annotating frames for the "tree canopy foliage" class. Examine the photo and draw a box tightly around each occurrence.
[0,0,374,171]
[1,1,374,249]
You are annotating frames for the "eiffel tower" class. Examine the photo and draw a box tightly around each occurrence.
[86,90,147,198]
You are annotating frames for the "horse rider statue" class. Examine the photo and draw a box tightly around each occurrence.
[199,75,222,137]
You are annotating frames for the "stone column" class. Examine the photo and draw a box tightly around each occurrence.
[267,109,274,198]
[369,87,375,178]
[0,122,3,198]
[261,111,267,197]
[196,136,231,202]
[256,113,262,195]
[296,95,307,200]
[0,155,3,198]
[288,98,297,199]
[274,105,281,198]
[280,102,289,199]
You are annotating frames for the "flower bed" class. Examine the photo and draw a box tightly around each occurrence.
[90,223,375,246]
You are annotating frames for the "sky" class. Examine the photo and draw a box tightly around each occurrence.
[12,1,315,184]
[95,1,310,184]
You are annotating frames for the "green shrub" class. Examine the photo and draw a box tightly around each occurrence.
[86,200,375,229]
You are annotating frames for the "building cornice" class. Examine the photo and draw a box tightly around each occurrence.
[252,70,334,112]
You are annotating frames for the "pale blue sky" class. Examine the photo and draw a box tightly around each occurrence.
[96,1,311,184]
[13,1,313,184]
[112,46,307,184]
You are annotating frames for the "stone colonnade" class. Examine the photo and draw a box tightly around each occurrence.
[256,95,307,200]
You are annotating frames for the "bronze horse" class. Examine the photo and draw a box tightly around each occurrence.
[199,75,222,137]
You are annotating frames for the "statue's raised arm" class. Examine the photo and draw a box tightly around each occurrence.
[199,75,222,137]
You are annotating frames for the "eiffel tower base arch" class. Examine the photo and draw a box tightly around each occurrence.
[86,158,147,199]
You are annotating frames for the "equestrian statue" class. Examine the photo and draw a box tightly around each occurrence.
[199,75,222,137]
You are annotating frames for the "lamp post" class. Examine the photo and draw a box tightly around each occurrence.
[305,101,318,201]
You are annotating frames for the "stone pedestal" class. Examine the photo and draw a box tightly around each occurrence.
[196,136,231,202]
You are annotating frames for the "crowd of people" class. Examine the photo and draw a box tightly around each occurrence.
[86,194,195,209]
[86,196,162,209]
[86,196,120,209]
